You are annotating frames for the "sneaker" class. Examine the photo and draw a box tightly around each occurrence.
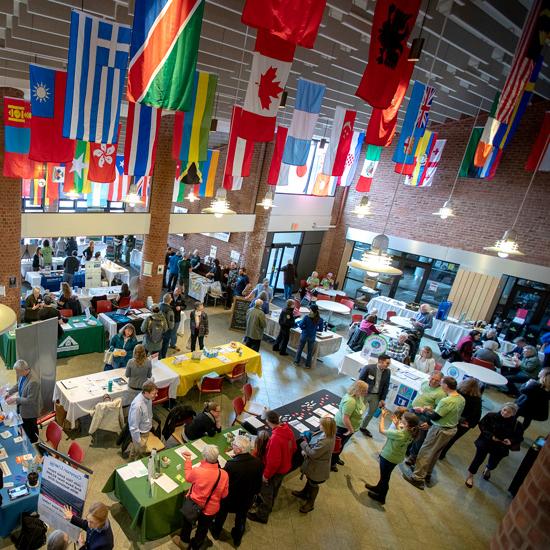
[247,511,268,524]
[360,428,373,437]
[402,472,425,490]
[331,465,338,472]
[365,482,379,491]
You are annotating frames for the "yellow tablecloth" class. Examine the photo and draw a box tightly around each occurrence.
[160,342,262,396]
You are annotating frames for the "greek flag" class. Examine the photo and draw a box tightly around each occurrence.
[63,10,131,143]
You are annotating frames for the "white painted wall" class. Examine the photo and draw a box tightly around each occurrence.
[267,194,335,232]
[168,214,256,233]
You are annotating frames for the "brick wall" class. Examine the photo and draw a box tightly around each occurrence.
[320,98,550,276]
[0,89,24,318]
[490,442,550,550]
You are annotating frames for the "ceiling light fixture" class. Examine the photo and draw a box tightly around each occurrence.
[408,0,431,61]
[201,188,236,218]
[347,235,403,276]
[352,196,372,219]
[257,190,277,210]
[432,199,455,219]
[122,183,143,208]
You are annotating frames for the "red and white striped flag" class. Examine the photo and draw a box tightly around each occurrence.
[223,106,254,190]
[108,156,130,201]
[136,175,150,205]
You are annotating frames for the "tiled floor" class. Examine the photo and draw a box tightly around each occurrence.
[0,305,547,549]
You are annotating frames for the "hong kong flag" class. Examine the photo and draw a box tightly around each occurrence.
[88,142,119,182]
[356,0,420,109]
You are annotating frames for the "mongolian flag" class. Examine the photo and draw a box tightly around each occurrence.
[198,149,220,197]
[268,126,288,185]
[3,97,34,178]
[525,112,550,172]
[356,0,420,109]
[128,0,205,111]
[356,145,382,192]
[322,106,356,176]
[124,101,161,176]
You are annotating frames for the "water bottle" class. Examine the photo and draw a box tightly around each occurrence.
[148,449,157,481]
[107,379,113,392]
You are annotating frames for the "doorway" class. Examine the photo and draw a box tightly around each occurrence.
[266,244,298,290]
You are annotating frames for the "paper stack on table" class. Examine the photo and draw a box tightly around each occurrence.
[289,420,309,433]
[323,404,339,415]
[153,474,179,493]
[217,355,231,364]
[244,416,264,429]
[174,447,198,462]
[117,460,148,481]
[190,439,207,452]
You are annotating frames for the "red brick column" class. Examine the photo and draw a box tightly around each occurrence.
[137,115,175,302]
[0,89,24,319]
[490,442,550,550]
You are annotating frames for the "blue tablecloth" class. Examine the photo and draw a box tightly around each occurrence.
[0,426,40,538]
[40,270,85,292]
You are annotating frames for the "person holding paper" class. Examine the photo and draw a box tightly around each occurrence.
[127,381,158,459]
[63,501,114,550]
[108,324,138,370]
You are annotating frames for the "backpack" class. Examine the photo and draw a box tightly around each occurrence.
[147,315,165,344]
[16,512,47,550]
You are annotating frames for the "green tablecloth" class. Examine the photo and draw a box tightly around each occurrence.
[102,430,235,542]
[0,315,105,368]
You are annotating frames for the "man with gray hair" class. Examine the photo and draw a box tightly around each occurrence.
[211,435,263,547]
[504,345,542,396]
[245,278,273,302]
[47,529,69,550]
[244,299,266,352]
[5,359,40,442]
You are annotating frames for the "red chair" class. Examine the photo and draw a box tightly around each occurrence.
[351,314,363,324]
[226,362,247,384]
[232,396,245,425]
[196,376,224,402]
[59,309,73,318]
[45,421,63,450]
[340,299,355,311]
[152,386,170,406]
[117,296,131,308]
[316,295,332,301]
[96,300,113,314]
[472,357,496,371]
[242,383,253,404]
[67,441,85,464]
[435,362,443,372]
[335,295,345,303]
[130,299,145,309]
[386,311,397,321]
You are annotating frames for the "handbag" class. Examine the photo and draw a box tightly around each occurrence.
[103,350,114,365]
[181,467,221,525]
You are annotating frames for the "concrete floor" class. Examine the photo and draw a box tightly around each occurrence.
[1,305,547,549]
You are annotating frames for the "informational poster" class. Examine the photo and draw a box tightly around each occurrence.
[84,260,102,288]
[230,250,241,262]
[38,455,90,542]
[209,245,217,259]
[104,236,115,260]
[200,232,230,242]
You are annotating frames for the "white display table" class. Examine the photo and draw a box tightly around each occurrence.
[101,260,130,285]
[443,361,507,386]
[317,300,351,323]
[188,272,213,303]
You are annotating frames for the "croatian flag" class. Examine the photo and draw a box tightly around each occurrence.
[108,156,130,201]
[124,102,161,176]
[64,10,131,143]
[337,131,365,187]
[282,79,325,165]
[322,106,356,176]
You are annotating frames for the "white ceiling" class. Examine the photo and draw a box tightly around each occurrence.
[1,0,548,137]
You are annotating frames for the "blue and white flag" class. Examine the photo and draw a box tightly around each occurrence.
[64,10,131,144]
[282,78,325,166]
[392,81,435,165]
[337,131,365,187]
[87,181,109,208]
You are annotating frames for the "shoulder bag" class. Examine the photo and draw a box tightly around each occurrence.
[181,467,221,525]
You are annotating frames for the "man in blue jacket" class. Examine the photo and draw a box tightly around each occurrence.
[294,305,323,369]
[167,250,182,291]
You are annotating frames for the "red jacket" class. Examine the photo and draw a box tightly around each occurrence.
[185,460,229,516]
[263,424,297,480]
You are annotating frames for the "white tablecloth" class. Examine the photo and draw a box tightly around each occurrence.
[25,271,43,287]
[98,309,151,340]
[338,352,428,410]
[76,286,122,310]
[130,248,142,271]
[21,256,65,277]
[499,339,545,364]
[101,260,130,285]
[188,273,212,303]
[53,363,179,427]
[443,361,507,386]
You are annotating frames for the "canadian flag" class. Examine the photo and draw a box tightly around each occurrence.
[239,31,293,142]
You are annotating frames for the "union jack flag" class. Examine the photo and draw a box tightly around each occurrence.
[415,86,435,129]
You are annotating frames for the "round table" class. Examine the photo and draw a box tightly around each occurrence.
[315,287,346,299]
[444,361,507,386]
[316,300,351,323]
[499,354,516,369]
[378,323,403,340]
[299,306,310,314]
[390,316,414,330]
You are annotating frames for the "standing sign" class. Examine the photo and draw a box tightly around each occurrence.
[38,455,90,541]
[84,260,102,288]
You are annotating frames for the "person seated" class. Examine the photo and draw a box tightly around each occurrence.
[413,346,436,374]
[24,287,43,322]
[182,401,221,441]
[506,336,527,359]
[359,314,380,336]
[473,340,502,369]
[456,330,482,362]
[320,273,335,290]
[482,328,500,349]
[57,282,76,309]
[413,304,433,333]
[113,282,131,307]
[503,346,542,397]
[306,271,320,291]
[206,258,222,282]
[387,333,411,364]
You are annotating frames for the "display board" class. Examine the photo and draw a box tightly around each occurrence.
[84,260,102,288]
[230,297,251,331]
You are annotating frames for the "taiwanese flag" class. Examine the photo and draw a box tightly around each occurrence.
[3,97,34,178]
[29,65,75,163]
[241,0,326,49]
[356,0,420,109]
[267,126,288,185]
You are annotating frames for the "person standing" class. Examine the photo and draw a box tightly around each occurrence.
[159,293,175,359]
[62,502,114,550]
[168,251,182,291]
[41,239,53,268]
[358,354,392,437]
[125,235,136,265]
[62,250,80,286]
[245,278,274,303]
[24,287,43,322]
[294,304,322,369]
[206,258,222,282]
[233,268,249,298]
[211,435,262,547]
[248,411,296,524]
[515,367,550,430]
[403,376,465,490]
[5,360,40,443]
[141,304,168,356]
[273,299,295,356]
[244,299,266,352]
[365,410,420,505]
[107,324,138,370]
[65,237,78,257]
[82,240,95,262]
[32,246,42,271]
[164,246,174,288]
[292,416,336,513]
[224,261,239,309]
[178,253,192,296]
[189,302,209,351]
[170,286,186,352]
[125,345,152,395]
[127,381,158,459]
[281,259,296,300]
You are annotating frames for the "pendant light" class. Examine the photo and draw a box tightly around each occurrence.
[351,196,372,219]
[185,188,200,202]
[257,190,277,210]
[201,188,236,218]
[0,305,16,335]
[432,199,455,219]
[408,0,431,61]
[122,183,143,208]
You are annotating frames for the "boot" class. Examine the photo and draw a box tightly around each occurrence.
[292,482,310,500]
[299,485,319,513]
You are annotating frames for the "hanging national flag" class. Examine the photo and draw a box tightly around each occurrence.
[404,131,436,187]
[277,141,318,190]
[356,0,420,109]
[108,156,130,201]
[459,128,483,178]
[392,81,434,165]
[282,79,325,165]
[22,179,32,198]
[87,181,109,208]
[311,173,332,197]
[64,10,131,143]
[223,106,254,186]
[473,93,501,168]
[337,131,365,187]
[224,175,243,192]
[418,139,446,187]
[241,0,326,48]
[366,50,414,147]
[127,0,205,111]
[239,32,293,142]
[525,112,550,172]
[322,106,356,176]
[69,141,90,193]
[357,145,382,192]
[3,97,34,178]
[268,126,288,185]
[88,142,119,183]
[124,101,161,177]
[136,175,150,205]
[198,149,220,197]
[29,65,75,163]
[45,164,60,205]
[174,71,218,180]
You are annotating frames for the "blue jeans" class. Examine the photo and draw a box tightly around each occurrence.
[160,332,171,359]
[284,284,293,300]
[169,325,178,347]
[371,456,397,503]
[295,337,315,367]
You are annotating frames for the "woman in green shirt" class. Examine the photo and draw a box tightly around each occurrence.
[332,380,368,471]
[365,409,419,504]
[41,239,53,267]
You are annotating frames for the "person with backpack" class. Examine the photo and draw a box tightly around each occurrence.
[141,304,168,355]
[159,293,175,359]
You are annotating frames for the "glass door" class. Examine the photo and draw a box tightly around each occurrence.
[266,244,298,293]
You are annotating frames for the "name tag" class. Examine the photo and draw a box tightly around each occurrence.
[368,375,375,380]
